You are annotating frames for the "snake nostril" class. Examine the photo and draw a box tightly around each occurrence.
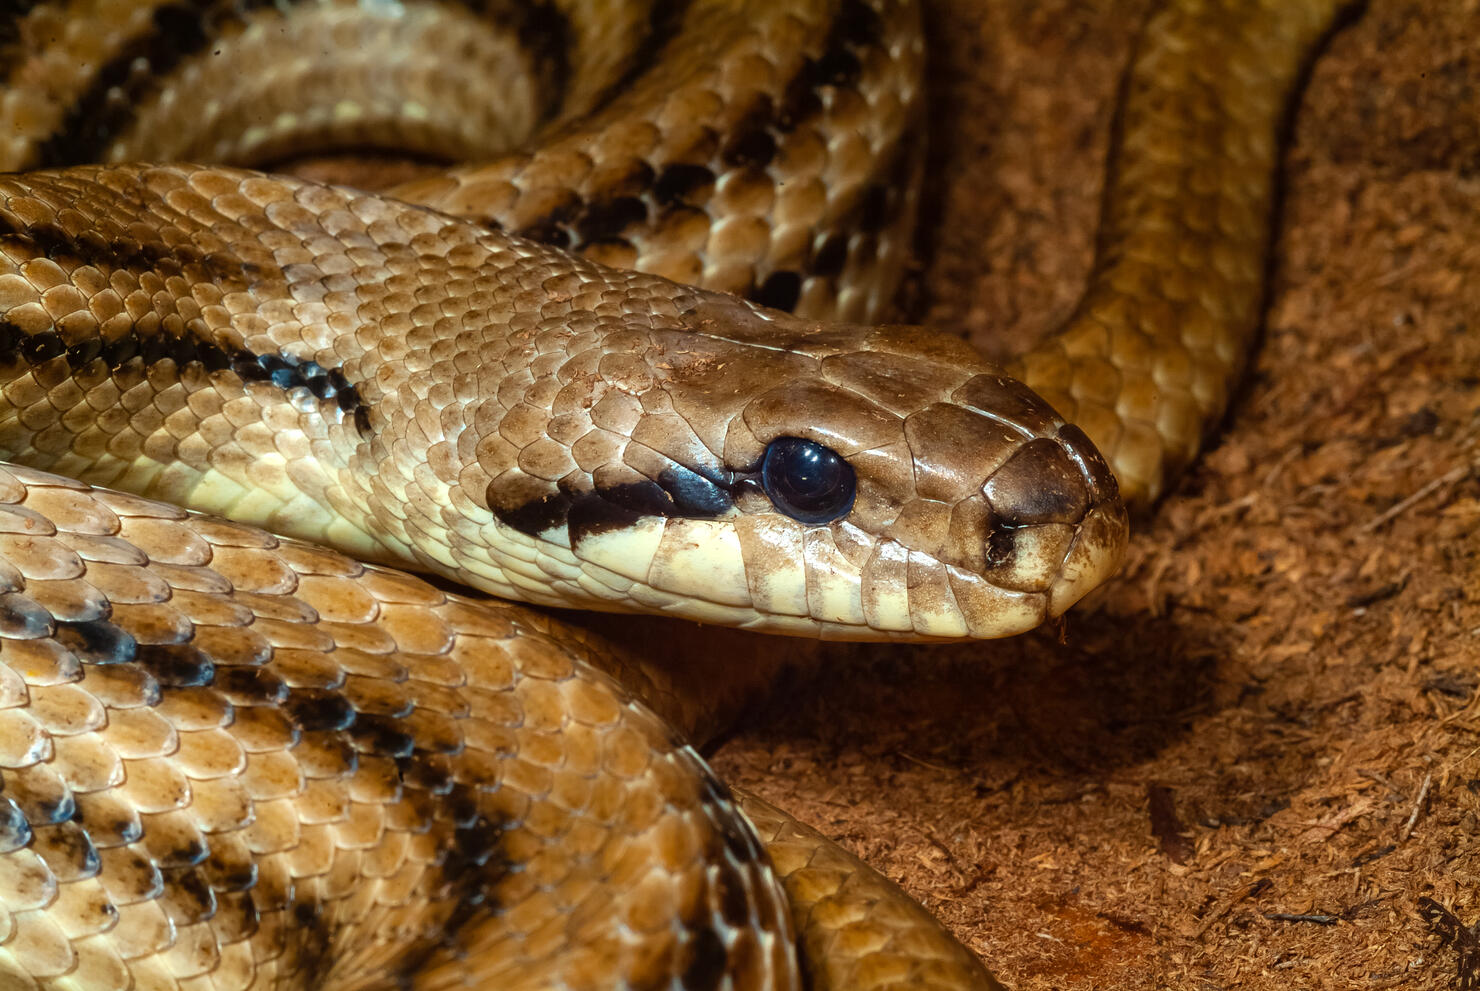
[984,524,1018,570]
[983,437,1093,527]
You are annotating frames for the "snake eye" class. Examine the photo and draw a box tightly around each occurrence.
[760,437,855,525]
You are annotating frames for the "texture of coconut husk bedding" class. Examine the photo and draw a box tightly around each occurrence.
[703,2,1480,988]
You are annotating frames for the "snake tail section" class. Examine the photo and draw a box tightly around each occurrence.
[739,791,1007,991]
[1012,0,1356,509]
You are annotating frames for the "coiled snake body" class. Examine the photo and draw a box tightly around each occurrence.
[0,1,1350,988]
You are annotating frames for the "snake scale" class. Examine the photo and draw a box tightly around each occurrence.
[0,1,1352,988]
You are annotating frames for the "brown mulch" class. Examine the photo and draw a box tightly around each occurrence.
[709,2,1480,989]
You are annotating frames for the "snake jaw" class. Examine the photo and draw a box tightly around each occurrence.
[850,418,1127,641]
[1043,424,1130,616]
[976,423,1128,619]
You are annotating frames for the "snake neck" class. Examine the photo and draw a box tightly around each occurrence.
[0,165,706,578]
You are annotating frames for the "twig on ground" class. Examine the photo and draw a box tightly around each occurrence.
[1400,772,1432,842]
[1363,461,1474,532]
[1194,879,1272,940]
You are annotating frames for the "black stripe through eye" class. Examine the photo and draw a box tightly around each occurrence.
[488,463,739,542]
[659,465,733,516]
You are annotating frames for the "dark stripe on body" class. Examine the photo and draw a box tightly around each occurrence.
[584,0,696,113]
[8,217,262,286]
[0,316,372,437]
[35,0,575,168]
[474,0,573,122]
[504,0,892,311]
[754,114,925,313]
[35,0,269,168]
[34,591,515,984]
[0,218,371,435]
[672,777,772,991]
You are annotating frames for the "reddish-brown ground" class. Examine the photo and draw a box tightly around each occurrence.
[711,2,1480,988]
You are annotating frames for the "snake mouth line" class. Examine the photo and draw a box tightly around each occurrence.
[476,417,1127,642]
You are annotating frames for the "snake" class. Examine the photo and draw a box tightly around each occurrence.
[0,0,1354,988]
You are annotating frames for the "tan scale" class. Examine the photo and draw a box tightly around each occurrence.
[0,0,1359,988]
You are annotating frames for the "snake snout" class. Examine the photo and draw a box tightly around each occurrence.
[983,425,1118,528]
[979,423,1128,619]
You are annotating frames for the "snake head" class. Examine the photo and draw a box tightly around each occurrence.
[468,286,1127,642]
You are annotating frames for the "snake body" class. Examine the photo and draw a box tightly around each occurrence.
[0,1,1351,988]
